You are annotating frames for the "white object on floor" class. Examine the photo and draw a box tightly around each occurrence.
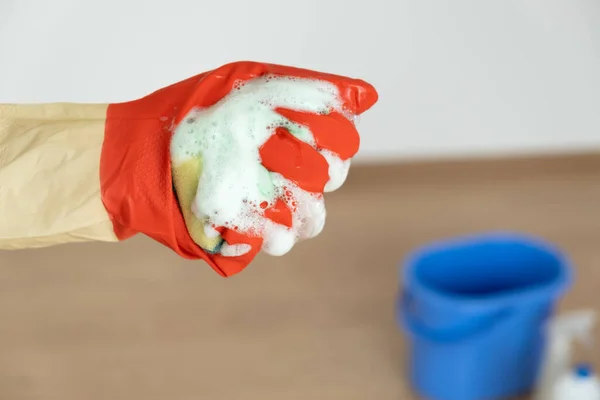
[535,310,597,400]
[550,364,600,400]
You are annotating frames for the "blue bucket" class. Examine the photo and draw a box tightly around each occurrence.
[397,233,572,400]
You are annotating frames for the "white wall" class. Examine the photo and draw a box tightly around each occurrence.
[1,0,599,163]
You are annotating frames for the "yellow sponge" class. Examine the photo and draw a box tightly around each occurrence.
[171,156,223,252]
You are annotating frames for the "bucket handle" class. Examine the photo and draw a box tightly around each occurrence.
[398,291,514,343]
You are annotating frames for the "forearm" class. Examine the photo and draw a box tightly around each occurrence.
[0,103,118,249]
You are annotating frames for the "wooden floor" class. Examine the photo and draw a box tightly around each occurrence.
[0,153,599,400]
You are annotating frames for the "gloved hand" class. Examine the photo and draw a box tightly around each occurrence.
[0,61,378,277]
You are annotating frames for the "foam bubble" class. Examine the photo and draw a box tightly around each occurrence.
[320,149,351,193]
[221,243,252,257]
[203,224,220,239]
[170,75,354,256]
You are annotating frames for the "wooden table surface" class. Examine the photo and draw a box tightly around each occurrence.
[0,154,599,400]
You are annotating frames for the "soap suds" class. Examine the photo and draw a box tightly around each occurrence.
[320,149,351,193]
[221,243,252,257]
[171,75,355,257]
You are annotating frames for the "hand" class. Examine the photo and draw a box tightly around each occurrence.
[170,62,378,273]
[100,61,377,277]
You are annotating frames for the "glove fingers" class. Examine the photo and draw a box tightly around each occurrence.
[260,63,379,115]
[260,110,357,194]
[248,62,378,115]
[275,108,360,160]
[331,77,378,116]
[259,127,330,193]
[210,228,262,276]
[189,62,378,117]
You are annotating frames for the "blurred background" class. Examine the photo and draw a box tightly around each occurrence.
[2,0,600,162]
[0,1,599,399]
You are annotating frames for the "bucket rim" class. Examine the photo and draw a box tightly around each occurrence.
[400,232,573,313]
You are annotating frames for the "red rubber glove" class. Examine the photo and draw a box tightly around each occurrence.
[100,61,378,277]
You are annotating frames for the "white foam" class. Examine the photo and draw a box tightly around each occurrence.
[170,75,356,257]
[220,243,252,257]
[320,149,351,193]
[203,223,220,239]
